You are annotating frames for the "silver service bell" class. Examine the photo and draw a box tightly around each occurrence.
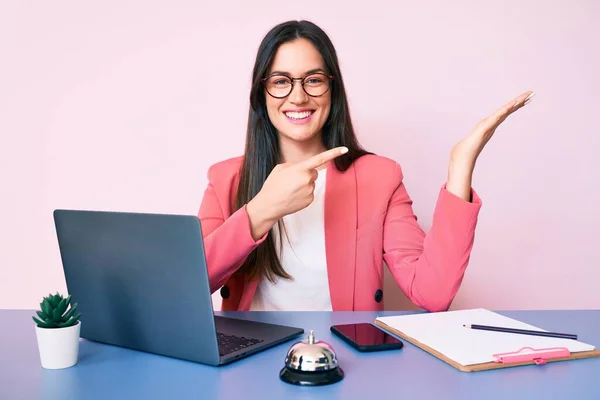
[279,330,344,386]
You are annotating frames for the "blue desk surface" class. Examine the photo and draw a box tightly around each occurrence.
[2,309,599,399]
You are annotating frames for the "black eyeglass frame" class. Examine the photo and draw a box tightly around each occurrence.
[261,72,334,99]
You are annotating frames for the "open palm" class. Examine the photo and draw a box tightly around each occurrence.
[451,90,535,163]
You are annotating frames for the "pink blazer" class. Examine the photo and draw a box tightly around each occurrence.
[197,154,482,312]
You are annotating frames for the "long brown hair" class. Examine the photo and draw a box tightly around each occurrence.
[235,20,371,282]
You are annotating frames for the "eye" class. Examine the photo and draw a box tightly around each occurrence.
[304,74,326,86]
[267,75,291,86]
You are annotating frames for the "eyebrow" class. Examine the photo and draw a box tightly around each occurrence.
[268,68,327,76]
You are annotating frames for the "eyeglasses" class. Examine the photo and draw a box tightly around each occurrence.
[262,72,334,99]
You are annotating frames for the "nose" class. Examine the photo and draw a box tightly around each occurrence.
[288,79,308,104]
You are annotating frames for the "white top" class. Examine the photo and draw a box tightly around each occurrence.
[249,168,332,311]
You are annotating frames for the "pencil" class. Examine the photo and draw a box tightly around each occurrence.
[463,324,578,340]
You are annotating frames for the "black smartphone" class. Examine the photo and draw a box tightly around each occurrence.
[330,323,404,352]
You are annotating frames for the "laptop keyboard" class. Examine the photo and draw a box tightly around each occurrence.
[217,332,263,356]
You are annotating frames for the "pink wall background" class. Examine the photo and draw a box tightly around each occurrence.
[2,1,598,311]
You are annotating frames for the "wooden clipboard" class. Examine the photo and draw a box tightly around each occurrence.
[374,319,600,372]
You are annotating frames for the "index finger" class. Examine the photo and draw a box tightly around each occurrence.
[297,146,349,170]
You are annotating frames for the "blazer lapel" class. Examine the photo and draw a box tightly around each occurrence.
[238,277,258,311]
[324,161,357,311]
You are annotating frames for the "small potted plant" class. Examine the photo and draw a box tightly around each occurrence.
[32,292,82,369]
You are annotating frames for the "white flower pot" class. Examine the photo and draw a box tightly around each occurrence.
[35,321,81,369]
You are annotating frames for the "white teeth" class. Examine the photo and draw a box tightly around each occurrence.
[285,111,313,119]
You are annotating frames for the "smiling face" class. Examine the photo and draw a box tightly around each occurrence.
[264,38,332,149]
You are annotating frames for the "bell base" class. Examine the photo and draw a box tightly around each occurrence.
[279,366,344,386]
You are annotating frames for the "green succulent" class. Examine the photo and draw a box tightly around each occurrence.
[32,292,81,328]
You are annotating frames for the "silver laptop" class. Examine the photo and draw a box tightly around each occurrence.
[53,209,304,366]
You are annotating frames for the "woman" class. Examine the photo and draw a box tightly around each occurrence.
[197,20,533,312]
